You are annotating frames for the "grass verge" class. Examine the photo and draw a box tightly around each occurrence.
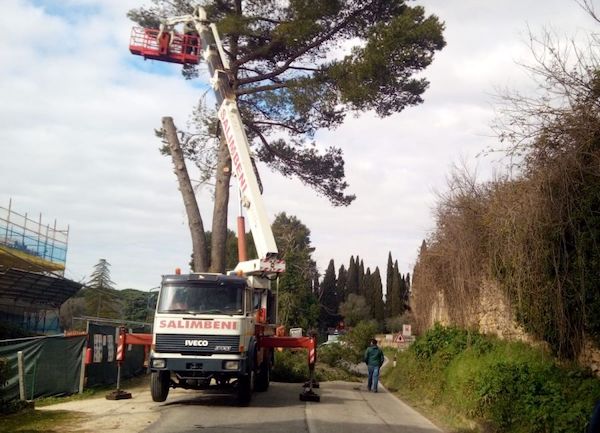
[35,374,149,407]
[0,408,82,433]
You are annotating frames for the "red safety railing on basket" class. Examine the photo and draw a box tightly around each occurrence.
[129,27,200,65]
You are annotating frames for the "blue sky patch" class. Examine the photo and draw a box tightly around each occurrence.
[29,0,101,24]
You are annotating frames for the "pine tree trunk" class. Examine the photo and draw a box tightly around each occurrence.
[209,135,232,273]
[162,116,209,272]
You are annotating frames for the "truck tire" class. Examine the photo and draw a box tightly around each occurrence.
[255,361,270,392]
[150,371,170,402]
[236,371,253,406]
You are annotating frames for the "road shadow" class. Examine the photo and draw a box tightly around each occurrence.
[160,381,353,408]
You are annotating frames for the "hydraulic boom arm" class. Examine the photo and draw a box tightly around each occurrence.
[159,8,283,275]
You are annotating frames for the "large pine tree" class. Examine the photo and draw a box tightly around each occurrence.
[129,1,446,273]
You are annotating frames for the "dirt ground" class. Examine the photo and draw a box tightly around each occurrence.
[39,378,164,433]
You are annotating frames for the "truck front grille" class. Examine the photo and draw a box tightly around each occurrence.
[155,334,240,355]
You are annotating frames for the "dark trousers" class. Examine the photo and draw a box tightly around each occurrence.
[367,365,380,392]
[589,400,600,433]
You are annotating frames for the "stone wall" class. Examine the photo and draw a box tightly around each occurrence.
[418,278,600,373]
[477,279,533,343]
[579,340,600,376]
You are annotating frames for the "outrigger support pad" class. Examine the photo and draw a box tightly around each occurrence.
[300,388,321,402]
[259,334,321,402]
[106,389,132,400]
[299,365,320,402]
[303,378,320,389]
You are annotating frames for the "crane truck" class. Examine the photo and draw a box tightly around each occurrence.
[128,7,319,405]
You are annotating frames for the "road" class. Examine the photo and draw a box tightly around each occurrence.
[143,381,441,433]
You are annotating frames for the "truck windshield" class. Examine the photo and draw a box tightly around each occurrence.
[157,284,244,315]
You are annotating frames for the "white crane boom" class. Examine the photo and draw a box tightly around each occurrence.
[161,8,284,276]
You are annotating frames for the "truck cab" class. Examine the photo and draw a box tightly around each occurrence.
[149,273,271,404]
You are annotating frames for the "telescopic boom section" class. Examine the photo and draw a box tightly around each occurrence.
[129,7,284,275]
[218,100,278,261]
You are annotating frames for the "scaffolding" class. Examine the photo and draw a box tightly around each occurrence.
[0,199,69,272]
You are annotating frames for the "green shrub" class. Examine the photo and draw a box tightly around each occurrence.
[382,325,600,433]
[319,343,351,368]
[341,320,379,363]
[411,323,492,363]
[471,361,599,432]
[271,350,308,382]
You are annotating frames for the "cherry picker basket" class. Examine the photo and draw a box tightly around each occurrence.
[129,27,200,65]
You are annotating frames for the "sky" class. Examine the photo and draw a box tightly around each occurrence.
[0,0,596,291]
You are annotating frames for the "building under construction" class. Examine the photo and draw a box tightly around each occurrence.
[0,200,81,334]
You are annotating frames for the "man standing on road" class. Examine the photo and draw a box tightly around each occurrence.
[364,338,384,392]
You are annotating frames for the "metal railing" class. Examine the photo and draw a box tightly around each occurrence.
[0,199,69,265]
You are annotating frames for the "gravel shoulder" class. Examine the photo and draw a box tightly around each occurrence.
[38,378,162,433]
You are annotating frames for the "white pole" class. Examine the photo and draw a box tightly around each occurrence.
[79,345,87,393]
[17,351,25,400]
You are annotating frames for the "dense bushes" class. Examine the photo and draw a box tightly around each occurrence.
[411,16,600,360]
[383,325,600,433]
[271,350,309,382]
[271,347,362,383]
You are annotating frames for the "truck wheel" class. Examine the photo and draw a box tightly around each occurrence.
[236,372,253,406]
[150,371,170,402]
[255,361,270,392]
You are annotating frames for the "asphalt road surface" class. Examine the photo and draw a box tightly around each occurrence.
[143,381,441,433]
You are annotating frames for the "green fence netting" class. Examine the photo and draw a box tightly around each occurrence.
[0,325,148,402]
[0,335,86,402]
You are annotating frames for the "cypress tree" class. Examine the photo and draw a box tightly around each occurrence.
[346,256,358,295]
[363,266,371,305]
[371,267,385,323]
[358,259,365,296]
[399,273,408,315]
[385,252,394,319]
[337,264,347,304]
[319,259,338,331]
[313,273,321,296]
[390,260,402,317]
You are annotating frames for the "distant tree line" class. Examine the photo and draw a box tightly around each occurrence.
[316,252,411,333]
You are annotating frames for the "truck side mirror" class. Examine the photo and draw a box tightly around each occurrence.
[147,291,158,311]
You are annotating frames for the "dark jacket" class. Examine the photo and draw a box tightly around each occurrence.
[364,344,384,367]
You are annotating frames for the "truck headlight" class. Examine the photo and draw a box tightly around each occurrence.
[152,358,166,369]
[223,361,239,370]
